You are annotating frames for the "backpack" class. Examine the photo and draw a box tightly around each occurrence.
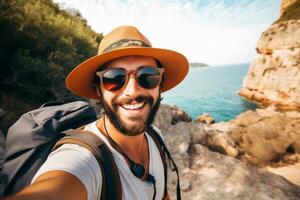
[1,101,181,199]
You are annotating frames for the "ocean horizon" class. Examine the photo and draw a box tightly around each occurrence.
[162,63,258,122]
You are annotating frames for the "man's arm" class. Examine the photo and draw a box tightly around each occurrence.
[4,171,87,200]
[3,143,102,200]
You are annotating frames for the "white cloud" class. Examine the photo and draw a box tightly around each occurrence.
[54,0,280,65]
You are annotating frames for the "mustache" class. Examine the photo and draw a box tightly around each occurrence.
[113,95,154,106]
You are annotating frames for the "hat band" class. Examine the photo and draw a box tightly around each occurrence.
[103,39,150,53]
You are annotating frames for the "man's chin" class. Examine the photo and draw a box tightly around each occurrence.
[118,117,147,136]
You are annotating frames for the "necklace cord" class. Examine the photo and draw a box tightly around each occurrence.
[102,115,156,199]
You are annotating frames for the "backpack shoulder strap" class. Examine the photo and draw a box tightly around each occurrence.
[146,126,168,198]
[146,126,181,200]
[53,129,122,200]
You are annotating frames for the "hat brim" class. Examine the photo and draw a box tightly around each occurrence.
[66,47,189,99]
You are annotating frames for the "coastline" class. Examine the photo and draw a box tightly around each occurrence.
[162,63,258,122]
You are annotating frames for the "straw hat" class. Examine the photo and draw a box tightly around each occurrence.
[66,26,189,99]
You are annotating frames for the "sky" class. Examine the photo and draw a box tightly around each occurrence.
[53,0,281,65]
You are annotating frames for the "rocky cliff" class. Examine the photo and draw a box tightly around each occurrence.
[239,0,300,111]
[153,105,300,200]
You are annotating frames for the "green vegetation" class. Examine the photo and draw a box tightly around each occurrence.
[0,0,103,132]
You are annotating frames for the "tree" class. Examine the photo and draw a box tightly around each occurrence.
[0,0,103,132]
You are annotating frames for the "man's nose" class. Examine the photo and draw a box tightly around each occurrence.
[122,74,142,97]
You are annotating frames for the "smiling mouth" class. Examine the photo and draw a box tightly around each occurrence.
[120,102,146,110]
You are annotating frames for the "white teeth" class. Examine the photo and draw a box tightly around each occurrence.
[122,102,144,110]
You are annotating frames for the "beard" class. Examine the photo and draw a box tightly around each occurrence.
[101,94,161,136]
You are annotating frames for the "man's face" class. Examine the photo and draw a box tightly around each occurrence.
[98,55,161,136]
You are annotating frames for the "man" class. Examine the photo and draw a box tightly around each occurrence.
[5,26,188,200]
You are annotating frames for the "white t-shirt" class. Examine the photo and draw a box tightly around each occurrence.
[32,121,165,200]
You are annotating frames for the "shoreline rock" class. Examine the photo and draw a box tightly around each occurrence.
[239,0,300,111]
[153,103,300,199]
[194,113,215,124]
[155,103,300,168]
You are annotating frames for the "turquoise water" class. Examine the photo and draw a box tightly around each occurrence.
[162,63,258,122]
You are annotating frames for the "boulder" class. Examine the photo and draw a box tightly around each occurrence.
[206,131,238,158]
[170,105,192,125]
[153,104,192,133]
[194,113,215,124]
[192,122,239,158]
[228,106,300,166]
[153,104,175,132]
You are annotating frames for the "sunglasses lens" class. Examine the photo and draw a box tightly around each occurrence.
[137,67,161,89]
[102,69,126,91]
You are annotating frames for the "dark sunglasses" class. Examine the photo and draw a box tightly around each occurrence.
[96,66,164,91]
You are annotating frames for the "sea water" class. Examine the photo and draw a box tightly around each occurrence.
[162,63,258,122]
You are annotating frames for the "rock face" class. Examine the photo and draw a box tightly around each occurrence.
[203,106,300,166]
[185,144,300,200]
[239,0,300,111]
[230,106,300,166]
[280,0,300,20]
[153,104,300,199]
